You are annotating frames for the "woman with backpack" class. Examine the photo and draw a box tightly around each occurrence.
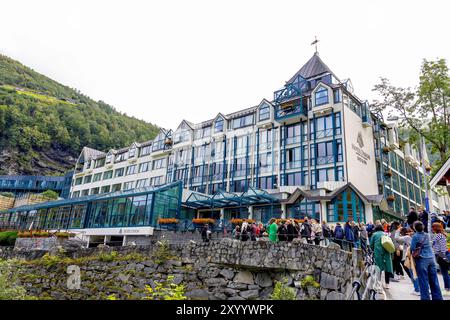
[370,224,394,289]
[322,221,332,246]
[410,221,443,300]
[333,223,344,248]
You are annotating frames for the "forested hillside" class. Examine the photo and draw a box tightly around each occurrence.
[0,54,159,175]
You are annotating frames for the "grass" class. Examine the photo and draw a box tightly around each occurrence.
[0,84,75,106]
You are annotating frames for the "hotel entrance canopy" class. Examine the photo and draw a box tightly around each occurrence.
[183,186,279,209]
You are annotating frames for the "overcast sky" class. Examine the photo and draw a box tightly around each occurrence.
[1,0,449,130]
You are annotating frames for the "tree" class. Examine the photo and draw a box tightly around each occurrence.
[372,58,450,169]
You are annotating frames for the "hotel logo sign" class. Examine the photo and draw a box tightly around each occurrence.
[352,131,370,165]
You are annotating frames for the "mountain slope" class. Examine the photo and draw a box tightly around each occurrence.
[0,54,160,176]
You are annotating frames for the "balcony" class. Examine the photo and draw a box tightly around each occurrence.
[274,103,307,122]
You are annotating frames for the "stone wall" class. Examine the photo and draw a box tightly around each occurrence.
[0,239,365,300]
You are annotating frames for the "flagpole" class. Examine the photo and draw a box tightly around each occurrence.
[419,135,431,233]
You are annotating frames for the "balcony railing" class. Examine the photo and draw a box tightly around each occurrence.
[275,103,307,121]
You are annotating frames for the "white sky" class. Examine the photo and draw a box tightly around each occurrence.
[1,0,449,130]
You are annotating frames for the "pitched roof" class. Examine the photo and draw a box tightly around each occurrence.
[287,52,335,84]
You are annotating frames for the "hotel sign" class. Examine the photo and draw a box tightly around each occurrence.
[352,132,371,165]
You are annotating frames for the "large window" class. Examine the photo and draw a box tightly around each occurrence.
[152,158,166,170]
[328,188,365,222]
[75,177,83,185]
[214,118,224,133]
[114,168,124,178]
[259,105,270,121]
[93,173,102,182]
[83,175,92,184]
[315,87,329,106]
[123,181,135,190]
[94,158,105,168]
[115,152,128,163]
[287,199,320,220]
[140,145,152,156]
[139,162,151,173]
[311,114,334,139]
[126,165,137,175]
[103,170,113,180]
[195,126,211,140]
[231,114,253,129]
[285,123,301,145]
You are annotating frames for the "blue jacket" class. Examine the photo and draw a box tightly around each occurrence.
[344,224,355,241]
[334,226,344,239]
[410,232,434,259]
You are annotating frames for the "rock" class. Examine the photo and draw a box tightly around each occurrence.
[172,274,184,285]
[223,288,239,296]
[227,282,248,290]
[320,273,339,290]
[327,243,341,250]
[293,280,302,288]
[260,287,273,299]
[326,291,345,300]
[239,289,259,299]
[220,269,235,280]
[233,271,254,285]
[186,289,209,299]
[255,272,272,288]
[205,277,228,287]
[228,296,245,300]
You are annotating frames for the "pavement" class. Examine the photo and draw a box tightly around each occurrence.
[385,273,450,300]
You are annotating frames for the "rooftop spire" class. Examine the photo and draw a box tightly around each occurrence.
[311,36,319,54]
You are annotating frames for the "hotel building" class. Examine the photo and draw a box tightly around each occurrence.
[1,53,448,243]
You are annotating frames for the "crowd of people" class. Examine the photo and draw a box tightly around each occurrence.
[199,206,449,300]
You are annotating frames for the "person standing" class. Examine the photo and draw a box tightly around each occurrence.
[370,224,394,289]
[366,221,374,239]
[344,221,355,251]
[300,217,313,244]
[277,221,288,241]
[390,221,404,280]
[351,221,360,249]
[419,208,429,233]
[410,221,443,300]
[201,224,210,242]
[322,221,332,246]
[359,223,368,252]
[286,219,296,242]
[431,222,449,294]
[333,223,344,248]
[407,207,419,228]
[396,227,420,295]
[268,218,278,243]
[311,219,322,245]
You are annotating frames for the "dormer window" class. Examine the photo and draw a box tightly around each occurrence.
[315,87,329,106]
[129,146,136,158]
[105,154,113,164]
[195,126,211,140]
[214,118,224,133]
[259,105,270,121]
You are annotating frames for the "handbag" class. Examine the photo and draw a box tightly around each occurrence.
[436,252,450,267]
[381,235,395,254]
[412,234,426,259]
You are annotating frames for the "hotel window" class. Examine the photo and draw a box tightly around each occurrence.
[231,114,254,129]
[315,87,329,106]
[138,161,150,173]
[259,105,270,121]
[105,154,113,164]
[337,166,344,181]
[287,199,320,220]
[72,191,80,198]
[214,118,224,133]
[100,185,110,194]
[311,114,334,139]
[114,167,124,177]
[136,178,149,188]
[152,158,166,170]
[333,89,340,103]
[150,176,163,186]
[140,145,152,156]
[92,173,102,182]
[115,152,127,163]
[81,189,89,196]
[334,112,342,135]
[258,175,276,189]
[128,147,137,158]
[329,189,365,222]
[94,158,105,168]
[103,170,113,180]
[195,126,211,140]
[314,141,334,165]
[83,175,92,184]
[112,183,122,192]
[75,177,83,185]
[126,165,137,175]
[123,181,135,190]
[90,187,100,195]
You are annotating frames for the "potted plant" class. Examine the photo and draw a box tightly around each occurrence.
[158,218,179,225]
[382,146,390,154]
[384,169,393,177]
[425,165,432,172]
[164,138,173,146]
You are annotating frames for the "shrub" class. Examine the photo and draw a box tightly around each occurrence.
[98,251,118,262]
[270,279,296,300]
[300,275,320,289]
[0,231,18,246]
[40,190,58,200]
[153,240,174,265]
[0,192,14,198]
[143,275,186,300]
[0,259,28,300]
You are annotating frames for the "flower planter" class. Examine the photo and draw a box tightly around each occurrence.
[386,195,395,202]
[384,170,393,177]
[382,147,390,154]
